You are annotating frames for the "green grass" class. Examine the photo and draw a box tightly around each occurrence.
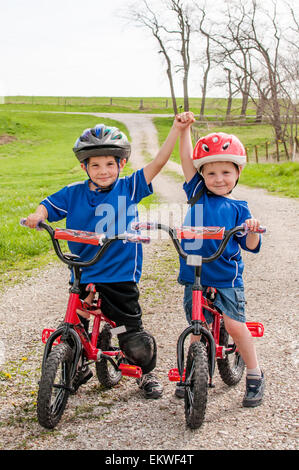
[240,162,299,198]
[2,95,257,117]
[0,111,157,286]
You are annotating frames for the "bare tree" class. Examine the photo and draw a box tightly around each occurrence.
[193,5,212,118]
[223,68,241,119]
[127,0,194,113]
[208,0,299,141]
[206,2,253,118]
[167,0,192,111]
[127,0,178,114]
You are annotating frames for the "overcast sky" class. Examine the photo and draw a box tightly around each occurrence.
[0,0,297,99]
[0,0,189,98]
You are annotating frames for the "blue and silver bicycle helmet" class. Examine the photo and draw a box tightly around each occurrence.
[73,124,131,163]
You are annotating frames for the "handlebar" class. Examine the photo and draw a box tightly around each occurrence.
[132,221,266,266]
[20,218,265,269]
[20,219,150,268]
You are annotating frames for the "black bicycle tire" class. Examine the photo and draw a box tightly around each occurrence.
[217,321,245,386]
[184,341,209,429]
[95,324,122,388]
[37,342,73,429]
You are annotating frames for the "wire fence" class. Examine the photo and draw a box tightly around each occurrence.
[3,96,259,116]
[244,138,299,163]
[4,96,176,110]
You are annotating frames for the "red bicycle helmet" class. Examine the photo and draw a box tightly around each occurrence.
[192,132,246,170]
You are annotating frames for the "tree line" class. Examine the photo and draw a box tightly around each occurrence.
[127,0,298,148]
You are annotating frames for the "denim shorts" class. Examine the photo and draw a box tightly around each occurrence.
[180,281,246,325]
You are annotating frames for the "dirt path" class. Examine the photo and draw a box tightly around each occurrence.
[0,113,298,451]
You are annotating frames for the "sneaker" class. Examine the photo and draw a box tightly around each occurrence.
[175,383,185,398]
[137,372,163,399]
[242,371,265,407]
[71,365,93,394]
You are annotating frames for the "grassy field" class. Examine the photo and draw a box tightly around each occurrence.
[153,117,299,198]
[153,117,291,163]
[0,107,298,287]
[3,95,257,117]
[0,111,158,286]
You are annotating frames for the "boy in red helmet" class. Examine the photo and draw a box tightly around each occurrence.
[176,112,265,407]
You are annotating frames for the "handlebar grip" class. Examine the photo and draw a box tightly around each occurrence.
[242,223,266,234]
[131,221,157,231]
[255,226,266,233]
[124,235,151,244]
[20,218,44,231]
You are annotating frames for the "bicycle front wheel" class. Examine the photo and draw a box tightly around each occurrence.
[184,341,209,429]
[37,342,73,429]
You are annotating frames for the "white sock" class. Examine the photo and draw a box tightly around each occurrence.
[246,367,262,378]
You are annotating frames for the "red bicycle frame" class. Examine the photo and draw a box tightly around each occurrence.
[20,220,151,380]
[131,221,265,384]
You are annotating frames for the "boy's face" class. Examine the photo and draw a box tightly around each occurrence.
[81,155,126,189]
[201,161,240,196]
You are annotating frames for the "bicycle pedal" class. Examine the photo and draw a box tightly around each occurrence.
[246,322,264,337]
[168,368,186,382]
[119,363,142,378]
[42,328,61,345]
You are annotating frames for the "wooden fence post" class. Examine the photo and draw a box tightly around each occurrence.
[254,145,259,163]
[265,141,269,161]
[283,141,289,160]
[276,140,280,161]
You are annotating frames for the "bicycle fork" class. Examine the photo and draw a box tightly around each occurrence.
[169,268,216,388]
[169,324,216,388]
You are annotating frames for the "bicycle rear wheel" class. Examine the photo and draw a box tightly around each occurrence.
[96,324,122,388]
[184,341,209,429]
[37,342,73,429]
[217,320,245,386]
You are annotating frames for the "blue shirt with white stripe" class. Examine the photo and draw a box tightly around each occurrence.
[179,173,261,288]
[41,169,153,284]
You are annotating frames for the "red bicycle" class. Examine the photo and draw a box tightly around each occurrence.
[132,221,265,429]
[20,219,150,429]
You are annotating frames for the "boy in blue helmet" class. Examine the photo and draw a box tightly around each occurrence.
[25,115,194,399]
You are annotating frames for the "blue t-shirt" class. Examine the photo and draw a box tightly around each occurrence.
[41,169,153,284]
[179,173,261,288]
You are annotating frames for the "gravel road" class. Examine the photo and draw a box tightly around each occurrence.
[0,113,298,452]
